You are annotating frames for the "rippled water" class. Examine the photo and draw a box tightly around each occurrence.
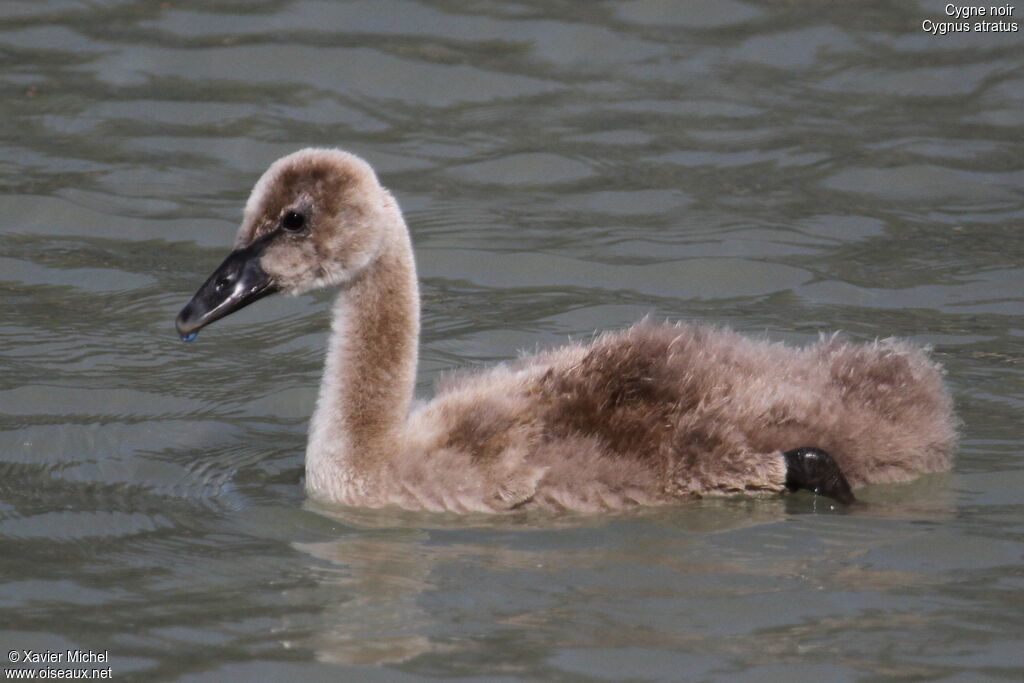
[1,0,1022,679]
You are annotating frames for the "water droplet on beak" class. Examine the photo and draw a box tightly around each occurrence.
[181,332,198,342]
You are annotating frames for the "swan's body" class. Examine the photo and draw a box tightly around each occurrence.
[177,148,958,513]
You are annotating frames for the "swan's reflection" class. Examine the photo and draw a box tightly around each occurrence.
[286,475,953,669]
[292,526,439,666]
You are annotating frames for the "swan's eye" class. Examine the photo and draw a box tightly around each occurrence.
[281,210,306,232]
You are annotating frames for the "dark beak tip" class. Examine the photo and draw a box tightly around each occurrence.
[175,302,197,337]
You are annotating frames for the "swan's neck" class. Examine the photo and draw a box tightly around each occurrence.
[305,215,419,504]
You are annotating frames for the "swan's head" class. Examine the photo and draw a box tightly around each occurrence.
[176,148,391,340]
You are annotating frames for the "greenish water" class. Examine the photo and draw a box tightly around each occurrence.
[1,0,1022,680]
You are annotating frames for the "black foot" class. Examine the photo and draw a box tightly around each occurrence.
[783,447,856,505]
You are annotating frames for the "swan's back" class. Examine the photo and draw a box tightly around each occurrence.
[393,321,956,512]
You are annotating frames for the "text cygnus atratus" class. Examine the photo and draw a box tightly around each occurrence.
[176,148,957,513]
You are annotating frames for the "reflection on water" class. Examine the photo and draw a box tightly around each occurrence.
[295,490,965,676]
[0,0,1022,679]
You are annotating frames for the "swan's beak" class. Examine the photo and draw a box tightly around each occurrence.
[175,238,280,341]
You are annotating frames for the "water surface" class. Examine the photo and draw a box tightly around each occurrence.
[1,0,1022,680]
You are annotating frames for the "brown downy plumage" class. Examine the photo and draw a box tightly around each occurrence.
[176,148,958,513]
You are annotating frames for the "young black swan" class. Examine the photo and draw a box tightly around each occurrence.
[176,148,957,513]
